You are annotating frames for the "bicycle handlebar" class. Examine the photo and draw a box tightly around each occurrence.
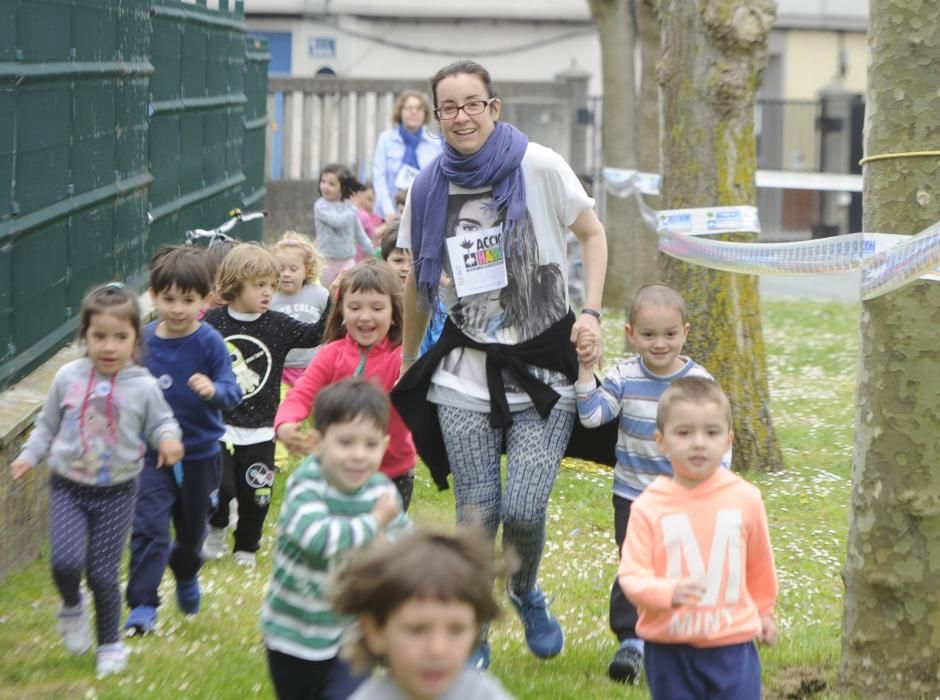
[185,210,267,245]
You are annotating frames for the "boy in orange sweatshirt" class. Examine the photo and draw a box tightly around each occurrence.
[618,376,777,699]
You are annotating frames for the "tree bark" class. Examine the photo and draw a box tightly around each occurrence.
[656,0,782,473]
[840,1,940,695]
[587,0,643,310]
[627,0,663,303]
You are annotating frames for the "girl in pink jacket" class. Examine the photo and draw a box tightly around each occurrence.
[275,259,417,509]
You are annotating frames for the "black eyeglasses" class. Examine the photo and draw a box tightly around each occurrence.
[433,97,497,121]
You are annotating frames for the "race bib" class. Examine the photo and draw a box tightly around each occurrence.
[445,225,508,298]
[394,164,420,191]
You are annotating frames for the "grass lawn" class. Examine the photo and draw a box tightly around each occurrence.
[0,298,860,699]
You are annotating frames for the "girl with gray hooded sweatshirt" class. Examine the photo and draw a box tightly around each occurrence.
[9,283,183,679]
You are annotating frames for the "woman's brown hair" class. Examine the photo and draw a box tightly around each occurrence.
[429,60,496,111]
[392,89,432,126]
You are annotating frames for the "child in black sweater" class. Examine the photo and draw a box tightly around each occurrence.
[203,243,330,567]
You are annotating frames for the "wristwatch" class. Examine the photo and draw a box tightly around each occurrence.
[580,308,601,322]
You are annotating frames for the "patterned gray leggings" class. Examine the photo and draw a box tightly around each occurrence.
[436,404,575,595]
[49,475,138,645]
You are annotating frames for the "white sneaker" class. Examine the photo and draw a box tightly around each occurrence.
[233,551,256,568]
[96,643,128,678]
[202,527,227,559]
[57,601,92,655]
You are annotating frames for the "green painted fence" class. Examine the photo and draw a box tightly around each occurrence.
[0,0,268,389]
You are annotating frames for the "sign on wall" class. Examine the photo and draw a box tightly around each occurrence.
[308,37,336,57]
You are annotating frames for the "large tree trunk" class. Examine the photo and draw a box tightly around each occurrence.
[840,1,940,695]
[587,0,642,310]
[628,0,663,301]
[656,0,783,473]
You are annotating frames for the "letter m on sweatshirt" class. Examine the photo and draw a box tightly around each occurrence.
[661,509,741,606]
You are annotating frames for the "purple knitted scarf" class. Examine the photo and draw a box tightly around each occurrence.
[409,121,528,307]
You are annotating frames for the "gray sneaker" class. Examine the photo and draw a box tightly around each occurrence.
[57,600,92,655]
[96,643,128,678]
[202,527,227,559]
[233,550,256,568]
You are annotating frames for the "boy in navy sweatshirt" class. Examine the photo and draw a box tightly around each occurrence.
[125,247,242,635]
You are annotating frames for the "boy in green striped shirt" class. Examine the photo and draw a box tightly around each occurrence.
[261,378,410,699]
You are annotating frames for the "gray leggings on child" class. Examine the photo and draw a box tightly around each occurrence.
[49,475,138,646]
[436,404,574,595]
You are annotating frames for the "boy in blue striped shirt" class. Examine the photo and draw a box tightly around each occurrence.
[262,377,409,700]
[575,284,726,685]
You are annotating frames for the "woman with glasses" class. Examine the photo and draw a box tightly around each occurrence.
[391,60,608,669]
[372,90,442,220]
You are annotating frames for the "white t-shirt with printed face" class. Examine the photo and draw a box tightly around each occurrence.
[398,142,594,413]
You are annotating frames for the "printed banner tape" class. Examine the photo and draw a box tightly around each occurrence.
[601,167,940,299]
[656,222,940,300]
[657,206,761,236]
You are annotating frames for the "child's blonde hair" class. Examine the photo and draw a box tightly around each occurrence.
[214,242,280,303]
[330,528,501,672]
[271,231,322,285]
[656,376,732,432]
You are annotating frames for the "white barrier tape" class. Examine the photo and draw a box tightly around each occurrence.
[656,225,940,299]
[860,220,940,298]
[603,167,863,196]
[602,167,940,299]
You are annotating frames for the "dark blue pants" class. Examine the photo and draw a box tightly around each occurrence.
[49,475,137,645]
[126,452,223,608]
[611,494,640,642]
[645,641,762,700]
[266,648,366,700]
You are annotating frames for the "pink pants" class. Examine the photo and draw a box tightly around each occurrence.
[281,368,305,387]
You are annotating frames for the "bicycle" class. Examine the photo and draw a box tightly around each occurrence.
[184,208,267,248]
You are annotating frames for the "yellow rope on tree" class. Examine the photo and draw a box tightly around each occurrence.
[859,150,940,166]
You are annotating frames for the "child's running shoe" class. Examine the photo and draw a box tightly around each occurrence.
[233,550,256,568]
[96,643,128,677]
[124,605,157,636]
[467,639,491,671]
[57,600,92,655]
[176,577,201,614]
[202,526,227,559]
[608,640,643,684]
[507,584,564,659]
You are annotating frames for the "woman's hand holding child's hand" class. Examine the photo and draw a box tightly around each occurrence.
[372,489,400,528]
[671,578,707,607]
[188,373,216,400]
[277,423,316,455]
[576,327,598,369]
[758,613,777,646]
[156,438,185,467]
[9,457,32,481]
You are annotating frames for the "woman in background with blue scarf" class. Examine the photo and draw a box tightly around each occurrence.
[391,60,608,671]
[372,90,442,220]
